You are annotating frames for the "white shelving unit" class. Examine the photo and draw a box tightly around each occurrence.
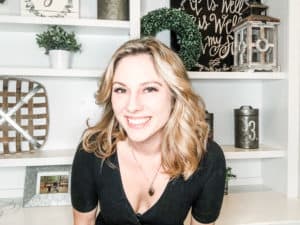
[0,15,130,35]
[0,144,285,168]
[188,71,286,80]
[0,67,102,78]
[222,145,285,159]
[0,150,74,167]
[0,0,299,201]
[0,67,287,80]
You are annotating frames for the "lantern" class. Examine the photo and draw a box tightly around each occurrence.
[232,0,280,72]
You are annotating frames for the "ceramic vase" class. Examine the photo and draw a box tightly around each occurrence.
[49,50,71,69]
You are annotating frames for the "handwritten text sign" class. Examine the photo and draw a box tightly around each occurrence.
[171,0,249,71]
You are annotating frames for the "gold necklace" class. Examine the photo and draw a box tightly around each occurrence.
[130,148,161,196]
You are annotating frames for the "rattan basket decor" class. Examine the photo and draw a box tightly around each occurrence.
[0,77,49,154]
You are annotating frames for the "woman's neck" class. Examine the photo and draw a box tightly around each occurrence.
[126,137,162,157]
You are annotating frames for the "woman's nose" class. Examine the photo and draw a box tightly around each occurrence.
[126,92,143,113]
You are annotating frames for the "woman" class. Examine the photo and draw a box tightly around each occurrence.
[71,37,226,225]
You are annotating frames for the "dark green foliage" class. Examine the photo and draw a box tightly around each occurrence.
[141,8,203,70]
[226,167,236,183]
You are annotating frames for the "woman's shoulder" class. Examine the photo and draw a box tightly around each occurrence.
[73,142,99,165]
[206,140,224,158]
[73,142,116,168]
[201,140,226,169]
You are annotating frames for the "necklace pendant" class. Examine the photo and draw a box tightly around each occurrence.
[148,187,155,196]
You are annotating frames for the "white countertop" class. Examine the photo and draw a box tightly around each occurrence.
[217,192,300,225]
[0,191,300,225]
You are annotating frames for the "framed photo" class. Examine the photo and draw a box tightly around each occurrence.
[21,0,79,18]
[0,0,9,14]
[23,165,72,207]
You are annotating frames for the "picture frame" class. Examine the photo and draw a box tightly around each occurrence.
[0,0,9,15]
[21,0,79,18]
[23,165,71,207]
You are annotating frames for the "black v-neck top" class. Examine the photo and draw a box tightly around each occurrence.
[71,140,226,225]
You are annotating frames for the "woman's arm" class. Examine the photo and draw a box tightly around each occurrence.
[73,207,97,225]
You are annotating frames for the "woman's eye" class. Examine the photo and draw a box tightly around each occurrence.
[144,87,158,93]
[113,87,126,93]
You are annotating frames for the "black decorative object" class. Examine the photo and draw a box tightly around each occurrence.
[171,0,249,71]
[234,105,259,149]
[205,110,214,140]
[141,8,203,70]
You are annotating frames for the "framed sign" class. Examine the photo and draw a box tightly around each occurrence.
[23,165,71,207]
[171,0,249,71]
[21,0,79,18]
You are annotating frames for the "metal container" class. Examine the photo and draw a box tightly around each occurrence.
[205,110,214,140]
[97,0,129,20]
[234,105,259,149]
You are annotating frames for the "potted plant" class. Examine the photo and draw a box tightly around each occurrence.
[224,167,236,195]
[36,25,81,69]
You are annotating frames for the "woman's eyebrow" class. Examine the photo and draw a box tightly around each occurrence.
[112,81,163,86]
[141,81,163,86]
[112,81,126,86]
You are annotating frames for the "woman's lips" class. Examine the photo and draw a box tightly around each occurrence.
[126,117,151,128]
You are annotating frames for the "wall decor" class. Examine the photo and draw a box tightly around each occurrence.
[0,77,49,154]
[21,0,79,18]
[97,0,129,20]
[23,165,71,207]
[171,0,249,71]
[232,0,280,72]
[141,8,203,70]
[234,105,259,149]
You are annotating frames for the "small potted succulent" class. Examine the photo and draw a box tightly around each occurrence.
[36,25,81,69]
[224,167,236,195]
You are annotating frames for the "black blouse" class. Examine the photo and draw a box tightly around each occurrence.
[71,140,226,225]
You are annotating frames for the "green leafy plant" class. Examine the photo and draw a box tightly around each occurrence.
[226,167,236,182]
[141,8,203,70]
[36,25,81,55]
[224,167,236,195]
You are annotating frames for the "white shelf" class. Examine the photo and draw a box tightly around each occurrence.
[188,71,286,80]
[0,150,75,167]
[0,67,287,80]
[0,145,284,168]
[0,67,102,78]
[222,145,285,159]
[0,15,130,35]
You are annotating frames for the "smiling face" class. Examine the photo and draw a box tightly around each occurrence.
[111,54,173,145]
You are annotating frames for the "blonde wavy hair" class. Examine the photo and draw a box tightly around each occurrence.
[82,37,209,180]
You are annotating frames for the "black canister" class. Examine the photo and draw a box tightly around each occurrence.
[205,110,214,140]
[234,105,259,149]
[97,0,129,20]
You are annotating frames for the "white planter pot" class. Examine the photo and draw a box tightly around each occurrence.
[49,50,72,69]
